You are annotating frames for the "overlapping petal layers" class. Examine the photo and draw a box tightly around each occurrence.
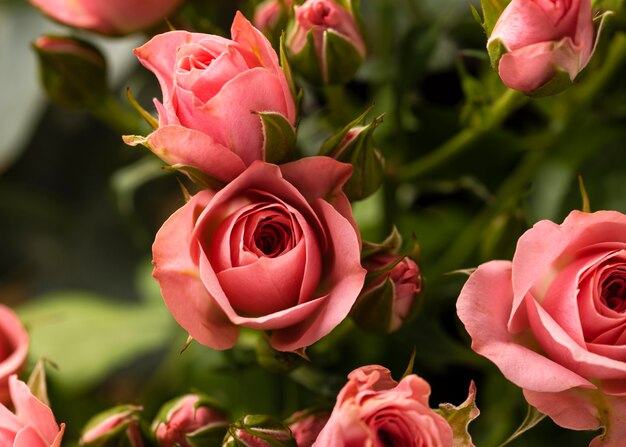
[152,158,365,352]
[457,210,626,446]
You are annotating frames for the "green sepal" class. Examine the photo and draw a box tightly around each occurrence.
[437,382,480,447]
[324,29,364,85]
[256,336,306,373]
[319,105,372,156]
[351,277,395,333]
[126,87,158,130]
[224,415,296,447]
[186,422,230,447]
[476,0,511,37]
[32,34,108,109]
[487,37,507,70]
[527,68,573,98]
[361,226,403,258]
[257,112,296,164]
[163,164,227,190]
[27,358,52,406]
[289,31,324,85]
[280,33,297,101]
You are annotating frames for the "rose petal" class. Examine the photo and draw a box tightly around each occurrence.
[9,376,59,445]
[152,191,239,350]
[523,388,600,430]
[13,426,47,447]
[457,261,593,392]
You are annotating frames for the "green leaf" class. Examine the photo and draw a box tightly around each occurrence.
[438,381,480,447]
[257,112,296,164]
[17,291,173,393]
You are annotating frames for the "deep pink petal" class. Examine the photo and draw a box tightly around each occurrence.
[152,191,239,350]
[457,261,593,392]
[146,125,246,183]
[0,306,28,405]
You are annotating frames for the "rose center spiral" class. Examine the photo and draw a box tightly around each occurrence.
[253,218,290,257]
[309,1,333,26]
[601,268,626,313]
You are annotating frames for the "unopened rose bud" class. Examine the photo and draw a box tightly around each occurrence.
[352,229,422,333]
[254,0,293,40]
[32,35,108,109]
[286,0,365,85]
[319,111,384,201]
[223,415,296,447]
[80,404,144,447]
[486,0,596,95]
[152,394,228,447]
[286,410,330,447]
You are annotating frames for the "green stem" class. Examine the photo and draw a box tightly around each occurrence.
[91,93,149,136]
[397,88,528,182]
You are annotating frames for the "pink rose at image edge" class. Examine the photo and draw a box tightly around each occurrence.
[28,0,183,35]
[313,365,453,446]
[457,210,626,446]
[0,306,28,405]
[133,12,296,182]
[0,375,64,447]
[488,0,595,92]
[152,157,366,352]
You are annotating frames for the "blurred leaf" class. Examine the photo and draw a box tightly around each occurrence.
[17,291,173,393]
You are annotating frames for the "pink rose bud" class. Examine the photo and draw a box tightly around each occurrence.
[0,306,28,405]
[152,394,228,447]
[223,415,295,447]
[128,12,297,185]
[152,158,366,352]
[286,410,330,447]
[313,365,455,446]
[487,0,595,95]
[32,35,108,109]
[319,111,384,201]
[0,375,65,447]
[253,0,293,37]
[457,210,626,446]
[80,404,144,447]
[28,0,183,36]
[286,0,366,85]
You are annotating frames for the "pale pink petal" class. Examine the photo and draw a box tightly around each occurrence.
[523,388,600,430]
[0,404,22,432]
[13,426,47,447]
[146,125,246,183]
[9,376,59,445]
[152,191,239,350]
[457,261,593,392]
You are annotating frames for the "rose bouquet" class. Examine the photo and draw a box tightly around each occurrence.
[2,0,626,445]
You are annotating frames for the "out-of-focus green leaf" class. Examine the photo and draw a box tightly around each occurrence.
[17,290,173,393]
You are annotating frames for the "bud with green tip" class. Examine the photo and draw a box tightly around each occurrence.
[286,0,365,85]
[319,110,384,201]
[152,394,229,447]
[80,404,144,447]
[223,415,296,447]
[352,229,422,333]
[32,35,108,109]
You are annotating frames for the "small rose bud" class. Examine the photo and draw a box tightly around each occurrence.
[319,111,384,201]
[254,0,293,40]
[223,415,296,447]
[352,229,422,333]
[32,35,108,109]
[486,0,596,96]
[286,0,366,85]
[152,394,228,447]
[286,410,330,447]
[80,404,144,447]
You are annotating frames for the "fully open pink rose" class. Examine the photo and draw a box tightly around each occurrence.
[0,306,28,405]
[0,375,65,447]
[28,0,183,35]
[313,365,453,446]
[152,157,365,352]
[488,0,595,93]
[457,210,626,446]
[134,12,296,183]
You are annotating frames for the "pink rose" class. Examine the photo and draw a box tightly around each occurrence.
[133,12,296,183]
[0,306,28,405]
[80,405,143,446]
[287,410,330,447]
[152,157,366,352]
[253,0,293,34]
[457,210,626,446]
[488,0,595,93]
[313,365,453,446]
[28,0,183,35]
[0,375,65,447]
[152,394,228,447]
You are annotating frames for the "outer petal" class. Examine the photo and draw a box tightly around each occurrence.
[456,261,593,392]
[152,191,239,350]
[13,426,47,447]
[269,199,366,351]
[146,125,247,183]
[0,306,28,405]
[523,388,600,430]
[9,376,59,445]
